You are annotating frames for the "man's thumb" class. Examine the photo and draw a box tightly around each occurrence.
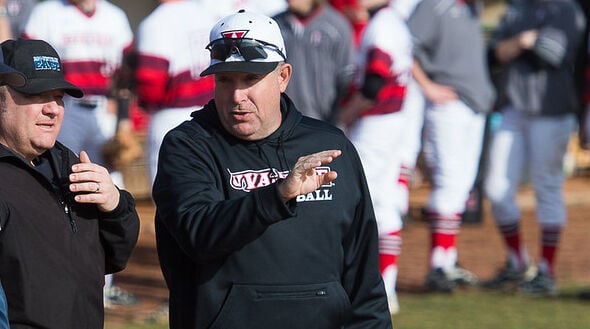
[79,150,92,163]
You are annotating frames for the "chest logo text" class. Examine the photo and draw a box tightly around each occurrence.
[228,167,334,202]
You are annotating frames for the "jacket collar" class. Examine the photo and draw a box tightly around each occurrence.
[0,142,71,172]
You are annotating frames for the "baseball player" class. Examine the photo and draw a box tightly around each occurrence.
[135,0,216,185]
[338,0,413,314]
[23,0,135,307]
[407,0,495,292]
[273,0,355,122]
[332,0,424,224]
[483,0,586,296]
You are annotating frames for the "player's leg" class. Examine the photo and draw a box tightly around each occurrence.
[396,79,425,219]
[519,113,576,296]
[349,111,405,313]
[482,107,531,290]
[422,99,485,292]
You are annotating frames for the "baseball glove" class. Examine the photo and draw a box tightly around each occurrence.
[102,120,143,171]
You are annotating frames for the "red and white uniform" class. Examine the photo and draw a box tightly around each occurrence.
[135,0,216,184]
[346,5,413,313]
[23,0,133,183]
[349,5,412,234]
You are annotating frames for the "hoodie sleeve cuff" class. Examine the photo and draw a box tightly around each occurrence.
[254,181,297,225]
[99,189,134,220]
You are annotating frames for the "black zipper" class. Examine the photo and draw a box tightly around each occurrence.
[53,146,78,233]
[62,201,78,233]
[256,288,328,299]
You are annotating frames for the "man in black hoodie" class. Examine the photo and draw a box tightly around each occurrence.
[0,39,140,328]
[152,9,392,329]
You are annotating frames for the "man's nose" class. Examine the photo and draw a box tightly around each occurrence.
[231,86,248,104]
[43,100,62,115]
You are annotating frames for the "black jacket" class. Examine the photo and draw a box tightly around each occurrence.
[0,142,140,329]
[153,95,391,329]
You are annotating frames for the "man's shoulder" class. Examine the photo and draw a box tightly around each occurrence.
[298,116,346,138]
[166,108,218,140]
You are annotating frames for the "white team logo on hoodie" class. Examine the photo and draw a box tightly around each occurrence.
[228,167,334,202]
[229,168,289,192]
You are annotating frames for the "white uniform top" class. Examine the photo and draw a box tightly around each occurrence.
[24,0,133,97]
[137,1,213,82]
[137,0,218,185]
[354,6,413,116]
[136,0,215,110]
[356,6,413,84]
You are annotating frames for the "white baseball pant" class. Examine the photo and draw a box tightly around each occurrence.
[484,107,576,228]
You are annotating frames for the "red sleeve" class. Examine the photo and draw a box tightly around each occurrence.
[135,53,170,111]
[365,47,392,78]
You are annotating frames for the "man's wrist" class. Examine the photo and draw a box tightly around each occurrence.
[276,179,293,203]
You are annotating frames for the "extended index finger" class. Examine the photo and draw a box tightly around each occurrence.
[318,150,341,162]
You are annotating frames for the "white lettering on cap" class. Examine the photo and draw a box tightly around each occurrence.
[33,56,61,71]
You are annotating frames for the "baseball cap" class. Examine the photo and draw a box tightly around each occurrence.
[1,39,83,98]
[0,48,25,87]
[200,9,287,77]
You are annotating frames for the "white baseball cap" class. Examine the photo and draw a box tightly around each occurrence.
[200,9,287,76]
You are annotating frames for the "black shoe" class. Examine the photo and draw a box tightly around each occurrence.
[482,264,530,291]
[424,268,454,293]
[578,290,590,300]
[518,271,558,297]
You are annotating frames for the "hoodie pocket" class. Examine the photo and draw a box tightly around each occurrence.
[209,281,351,329]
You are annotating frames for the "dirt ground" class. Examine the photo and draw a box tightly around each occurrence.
[104,173,590,326]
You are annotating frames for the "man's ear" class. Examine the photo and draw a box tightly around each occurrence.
[278,63,292,93]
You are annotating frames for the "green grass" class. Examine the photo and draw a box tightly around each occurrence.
[394,287,590,329]
[107,287,590,329]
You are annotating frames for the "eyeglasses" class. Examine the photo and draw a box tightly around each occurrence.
[206,38,286,62]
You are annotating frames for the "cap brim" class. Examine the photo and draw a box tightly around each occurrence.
[200,61,279,77]
[12,78,84,98]
[0,65,25,87]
